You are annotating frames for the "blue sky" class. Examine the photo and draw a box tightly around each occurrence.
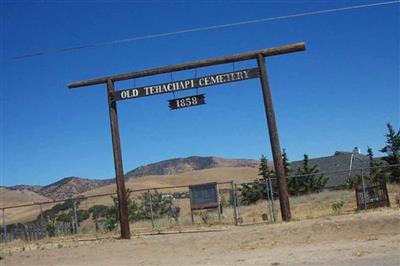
[1,1,399,186]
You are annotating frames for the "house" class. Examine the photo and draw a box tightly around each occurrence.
[289,147,371,188]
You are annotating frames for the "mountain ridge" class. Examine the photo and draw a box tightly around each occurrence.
[5,156,260,200]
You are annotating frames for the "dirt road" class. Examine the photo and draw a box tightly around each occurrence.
[2,209,399,265]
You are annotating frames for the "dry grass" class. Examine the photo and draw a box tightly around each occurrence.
[3,168,399,231]
[1,166,258,224]
[0,188,54,225]
[238,183,400,224]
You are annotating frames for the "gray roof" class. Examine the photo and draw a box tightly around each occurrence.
[289,152,370,188]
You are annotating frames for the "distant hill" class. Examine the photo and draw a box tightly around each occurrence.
[5,177,113,201]
[0,187,52,223]
[126,156,259,178]
[6,184,43,193]
[4,156,261,202]
[38,177,114,200]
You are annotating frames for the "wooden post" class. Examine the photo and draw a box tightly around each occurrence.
[257,54,291,222]
[106,79,131,239]
[68,43,305,89]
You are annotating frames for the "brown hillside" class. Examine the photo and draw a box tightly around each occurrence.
[0,188,52,224]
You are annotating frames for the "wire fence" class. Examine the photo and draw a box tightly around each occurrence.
[1,164,399,244]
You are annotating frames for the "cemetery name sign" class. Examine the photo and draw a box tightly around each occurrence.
[189,182,219,210]
[112,68,260,101]
[168,94,206,110]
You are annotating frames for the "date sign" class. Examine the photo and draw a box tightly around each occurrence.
[168,94,206,110]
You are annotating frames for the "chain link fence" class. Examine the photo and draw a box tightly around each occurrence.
[1,164,399,244]
[234,164,399,224]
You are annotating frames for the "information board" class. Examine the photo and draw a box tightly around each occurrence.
[189,182,219,210]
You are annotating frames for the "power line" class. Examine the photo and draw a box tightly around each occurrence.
[12,0,400,60]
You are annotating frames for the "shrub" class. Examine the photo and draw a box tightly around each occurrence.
[331,201,344,214]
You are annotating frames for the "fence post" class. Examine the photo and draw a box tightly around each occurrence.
[39,204,46,238]
[361,170,368,210]
[217,184,222,223]
[148,190,155,229]
[268,177,276,223]
[189,188,194,224]
[230,181,238,226]
[73,200,79,234]
[381,180,391,207]
[234,184,241,224]
[2,208,7,244]
[39,204,44,223]
[264,178,273,223]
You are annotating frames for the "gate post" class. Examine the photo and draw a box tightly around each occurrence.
[106,79,131,239]
[257,54,291,221]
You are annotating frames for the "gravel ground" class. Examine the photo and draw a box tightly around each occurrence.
[1,208,399,265]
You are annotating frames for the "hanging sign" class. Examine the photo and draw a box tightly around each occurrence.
[112,68,260,101]
[168,94,206,110]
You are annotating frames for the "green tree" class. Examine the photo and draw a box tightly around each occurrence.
[139,190,173,219]
[89,204,114,231]
[283,149,299,196]
[367,146,388,183]
[295,154,328,194]
[380,123,400,183]
[88,205,109,221]
[282,149,290,176]
[238,181,265,205]
[259,154,274,180]
[109,189,143,224]
[238,155,273,205]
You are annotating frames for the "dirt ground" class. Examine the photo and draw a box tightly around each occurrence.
[1,208,399,266]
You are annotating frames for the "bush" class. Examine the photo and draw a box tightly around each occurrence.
[101,216,118,231]
[45,217,57,237]
[238,181,267,205]
[331,201,344,214]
